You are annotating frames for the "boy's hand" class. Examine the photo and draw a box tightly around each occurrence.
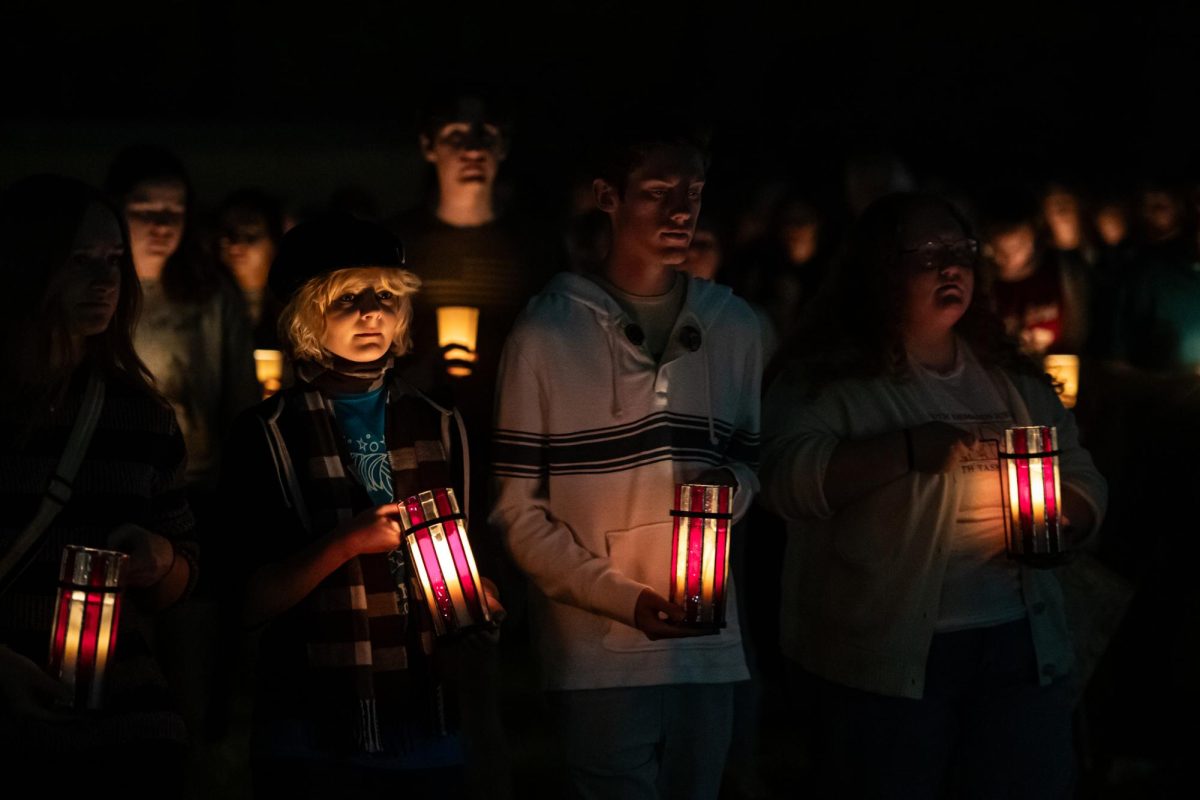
[633,588,709,641]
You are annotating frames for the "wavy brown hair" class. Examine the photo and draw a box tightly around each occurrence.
[777,192,1045,395]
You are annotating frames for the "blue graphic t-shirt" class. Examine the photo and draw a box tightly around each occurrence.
[331,387,393,505]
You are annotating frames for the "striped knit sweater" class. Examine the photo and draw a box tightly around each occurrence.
[0,371,197,752]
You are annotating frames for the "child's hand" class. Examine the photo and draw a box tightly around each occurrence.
[338,505,405,556]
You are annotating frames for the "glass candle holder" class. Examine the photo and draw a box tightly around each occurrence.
[436,306,480,378]
[397,488,491,636]
[48,545,128,710]
[1000,426,1070,567]
[1042,354,1080,409]
[669,483,733,631]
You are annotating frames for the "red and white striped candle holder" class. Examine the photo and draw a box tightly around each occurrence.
[1001,426,1070,567]
[48,545,128,710]
[397,488,491,636]
[669,483,734,631]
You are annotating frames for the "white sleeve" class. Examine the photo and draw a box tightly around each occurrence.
[759,365,845,522]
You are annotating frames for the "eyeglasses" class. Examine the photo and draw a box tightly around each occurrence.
[898,238,979,272]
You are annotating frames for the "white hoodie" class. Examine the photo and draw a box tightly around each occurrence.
[490,272,762,690]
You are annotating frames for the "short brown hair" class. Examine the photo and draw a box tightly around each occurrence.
[279,267,421,365]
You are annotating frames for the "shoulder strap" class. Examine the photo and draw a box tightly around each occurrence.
[0,369,106,589]
[256,392,313,535]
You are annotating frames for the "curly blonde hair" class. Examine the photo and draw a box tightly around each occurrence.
[278,267,422,365]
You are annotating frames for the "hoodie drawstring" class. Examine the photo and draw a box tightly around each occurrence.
[701,343,718,446]
[607,322,624,419]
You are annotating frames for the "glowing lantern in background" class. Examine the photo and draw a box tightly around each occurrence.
[1000,426,1069,567]
[397,488,491,636]
[1043,354,1080,409]
[437,306,480,378]
[669,483,734,631]
[48,546,128,710]
[253,349,284,398]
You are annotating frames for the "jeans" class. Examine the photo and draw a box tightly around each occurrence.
[547,682,736,800]
[802,618,1075,799]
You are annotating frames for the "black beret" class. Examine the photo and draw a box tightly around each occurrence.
[269,213,406,300]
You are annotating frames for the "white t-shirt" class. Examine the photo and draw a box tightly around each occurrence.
[909,343,1026,632]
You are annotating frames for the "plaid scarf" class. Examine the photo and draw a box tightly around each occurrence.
[284,358,455,753]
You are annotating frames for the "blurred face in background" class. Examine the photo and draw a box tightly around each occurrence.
[1139,190,1183,242]
[681,227,722,280]
[1043,187,1083,250]
[423,121,506,196]
[1094,204,1129,247]
[218,208,276,292]
[987,223,1037,282]
[776,201,820,265]
[58,203,124,339]
[123,178,186,281]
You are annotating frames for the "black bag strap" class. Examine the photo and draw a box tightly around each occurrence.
[0,369,105,592]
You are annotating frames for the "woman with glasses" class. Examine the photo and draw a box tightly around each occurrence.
[760,193,1106,798]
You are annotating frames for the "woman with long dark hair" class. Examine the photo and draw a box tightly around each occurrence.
[0,175,196,777]
[761,193,1106,798]
[105,145,259,491]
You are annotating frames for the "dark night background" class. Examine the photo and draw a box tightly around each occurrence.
[3,1,1199,797]
[3,1,1200,214]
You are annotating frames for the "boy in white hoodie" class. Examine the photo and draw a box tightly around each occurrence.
[490,123,762,798]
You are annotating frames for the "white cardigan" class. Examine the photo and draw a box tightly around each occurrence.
[761,352,1107,699]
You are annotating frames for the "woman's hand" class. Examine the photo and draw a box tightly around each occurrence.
[107,524,175,589]
[337,504,405,557]
[0,645,71,722]
[908,422,976,474]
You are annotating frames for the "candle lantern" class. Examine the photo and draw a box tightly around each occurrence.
[1000,427,1069,567]
[48,546,129,710]
[669,483,734,631]
[436,306,480,378]
[1042,354,1080,409]
[253,349,284,398]
[397,488,491,636]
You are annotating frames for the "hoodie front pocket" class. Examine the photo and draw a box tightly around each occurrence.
[601,521,740,654]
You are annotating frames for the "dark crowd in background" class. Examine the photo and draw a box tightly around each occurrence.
[3,3,1200,798]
